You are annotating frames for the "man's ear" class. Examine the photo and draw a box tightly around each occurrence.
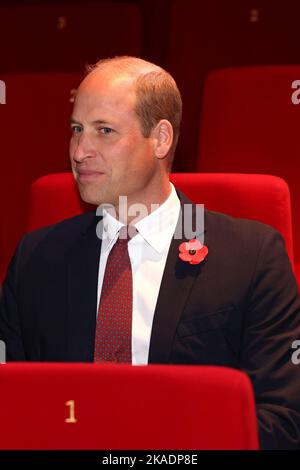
[152,119,173,160]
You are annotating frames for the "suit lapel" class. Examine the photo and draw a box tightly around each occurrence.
[148,194,206,364]
[66,214,102,361]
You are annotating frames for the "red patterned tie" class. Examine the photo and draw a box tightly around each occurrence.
[94,226,134,363]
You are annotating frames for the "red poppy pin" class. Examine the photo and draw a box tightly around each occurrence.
[178,239,208,265]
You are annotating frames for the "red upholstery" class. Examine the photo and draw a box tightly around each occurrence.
[25,172,294,269]
[198,66,300,280]
[0,73,82,283]
[27,173,93,231]
[166,1,300,172]
[0,363,259,450]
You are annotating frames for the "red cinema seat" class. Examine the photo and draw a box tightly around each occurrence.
[24,172,294,269]
[0,72,83,283]
[0,363,259,450]
[26,172,93,232]
[198,66,300,281]
[166,1,300,172]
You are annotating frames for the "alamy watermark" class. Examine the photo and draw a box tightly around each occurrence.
[0,80,6,104]
[0,340,6,364]
[291,80,300,105]
[95,199,205,244]
[291,340,300,365]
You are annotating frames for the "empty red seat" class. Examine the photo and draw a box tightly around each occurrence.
[0,363,259,450]
[198,66,300,281]
[166,2,300,171]
[26,172,92,232]
[0,73,82,281]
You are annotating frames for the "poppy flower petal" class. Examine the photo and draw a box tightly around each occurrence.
[179,252,192,262]
[179,242,188,253]
[178,238,208,265]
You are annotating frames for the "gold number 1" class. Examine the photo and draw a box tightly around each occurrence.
[65,400,77,423]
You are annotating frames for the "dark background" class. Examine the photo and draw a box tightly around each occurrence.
[2,0,300,170]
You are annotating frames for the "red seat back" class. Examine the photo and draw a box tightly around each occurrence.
[0,73,82,281]
[0,363,259,450]
[25,172,294,269]
[27,172,93,231]
[198,66,300,275]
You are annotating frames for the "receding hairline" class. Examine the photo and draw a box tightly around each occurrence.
[86,56,165,81]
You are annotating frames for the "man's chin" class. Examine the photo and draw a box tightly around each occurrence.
[77,187,103,206]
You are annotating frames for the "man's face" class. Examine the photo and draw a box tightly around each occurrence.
[70,71,158,208]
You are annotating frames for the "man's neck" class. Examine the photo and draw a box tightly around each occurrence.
[114,183,172,225]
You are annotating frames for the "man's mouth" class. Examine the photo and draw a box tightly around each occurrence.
[76,170,105,181]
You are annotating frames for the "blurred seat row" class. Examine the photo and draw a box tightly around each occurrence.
[1,66,300,286]
[1,0,300,170]
[3,171,293,286]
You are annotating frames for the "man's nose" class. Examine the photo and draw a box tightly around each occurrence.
[71,133,96,163]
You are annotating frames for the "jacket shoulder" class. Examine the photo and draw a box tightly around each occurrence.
[204,208,280,241]
[15,211,98,269]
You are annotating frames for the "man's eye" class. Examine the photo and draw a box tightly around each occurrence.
[71,125,82,135]
[100,127,113,135]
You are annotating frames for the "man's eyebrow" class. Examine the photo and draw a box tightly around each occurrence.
[91,119,111,125]
[69,118,110,125]
[69,117,81,125]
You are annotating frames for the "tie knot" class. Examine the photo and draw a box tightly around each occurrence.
[118,225,137,242]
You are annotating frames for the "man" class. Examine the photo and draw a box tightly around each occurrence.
[1,56,300,449]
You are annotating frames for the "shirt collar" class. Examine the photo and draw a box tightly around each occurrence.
[101,210,124,254]
[100,183,181,254]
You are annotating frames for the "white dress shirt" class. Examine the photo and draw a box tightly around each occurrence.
[97,183,181,364]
